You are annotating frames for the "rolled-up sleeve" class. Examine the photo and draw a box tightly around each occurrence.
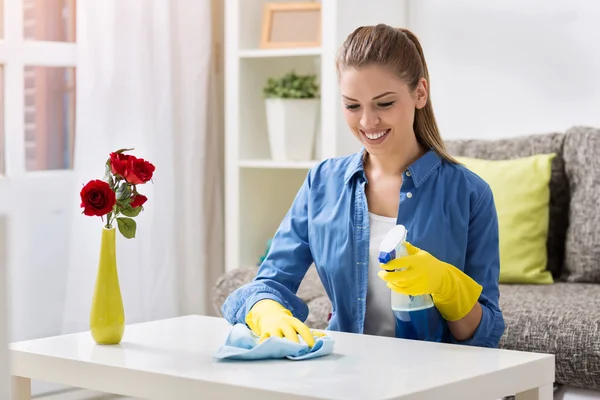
[453,185,505,347]
[221,169,315,325]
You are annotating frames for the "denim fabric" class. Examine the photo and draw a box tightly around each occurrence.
[222,148,505,348]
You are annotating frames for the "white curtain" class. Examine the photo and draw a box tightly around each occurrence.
[62,0,222,333]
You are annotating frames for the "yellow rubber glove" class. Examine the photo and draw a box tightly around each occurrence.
[245,299,323,347]
[377,242,483,321]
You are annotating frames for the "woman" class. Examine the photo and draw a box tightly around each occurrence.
[222,24,505,348]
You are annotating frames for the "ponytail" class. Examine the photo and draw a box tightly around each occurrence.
[398,28,459,164]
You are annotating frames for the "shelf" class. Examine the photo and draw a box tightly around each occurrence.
[239,47,322,59]
[226,0,411,272]
[238,56,320,160]
[239,168,309,268]
[239,159,318,169]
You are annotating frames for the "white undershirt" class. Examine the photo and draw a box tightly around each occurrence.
[363,212,398,337]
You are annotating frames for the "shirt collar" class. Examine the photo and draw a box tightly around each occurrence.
[344,147,442,188]
[343,148,367,185]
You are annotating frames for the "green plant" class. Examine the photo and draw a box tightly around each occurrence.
[263,71,319,99]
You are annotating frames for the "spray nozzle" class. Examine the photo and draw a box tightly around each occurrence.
[379,224,409,271]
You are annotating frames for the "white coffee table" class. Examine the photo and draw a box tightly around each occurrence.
[9,315,554,400]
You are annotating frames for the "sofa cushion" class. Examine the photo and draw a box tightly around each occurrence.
[457,154,555,284]
[562,126,600,282]
[499,282,600,390]
[445,133,569,279]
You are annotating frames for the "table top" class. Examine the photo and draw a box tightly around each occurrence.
[10,315,555,400]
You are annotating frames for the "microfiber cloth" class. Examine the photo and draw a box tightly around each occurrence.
[214,323,335,361]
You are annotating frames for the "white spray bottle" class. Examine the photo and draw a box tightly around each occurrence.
[378,224,443,341]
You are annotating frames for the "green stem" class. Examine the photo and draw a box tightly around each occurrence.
[105,212,112,229]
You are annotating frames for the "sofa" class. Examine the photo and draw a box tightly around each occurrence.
[212,125,600,393]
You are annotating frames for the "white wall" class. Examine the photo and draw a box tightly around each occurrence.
[406,0,600,140]
[0,213,10,399]
[0,176,74,396]
[4,176,74,344]
[0,176,73,343]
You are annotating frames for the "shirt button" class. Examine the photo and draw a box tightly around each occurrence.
[406,171,411,177]
[407,192,413,198]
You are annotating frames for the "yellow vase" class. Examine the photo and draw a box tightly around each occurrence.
[90,226,125,344]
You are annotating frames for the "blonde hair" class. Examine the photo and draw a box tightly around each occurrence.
[336,24,458,164]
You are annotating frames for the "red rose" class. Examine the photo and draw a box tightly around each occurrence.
[130,194,147,208]
[80,180,116,217]
[110,152,132,176]
[124,158,155,185]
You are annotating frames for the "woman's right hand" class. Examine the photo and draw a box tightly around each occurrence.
[245,299,317,347]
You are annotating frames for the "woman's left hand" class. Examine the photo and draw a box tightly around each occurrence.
[378,242,483,321]
[377,242,446,296]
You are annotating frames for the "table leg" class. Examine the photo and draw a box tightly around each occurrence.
[515,383,553,400]
[11,376,31,400]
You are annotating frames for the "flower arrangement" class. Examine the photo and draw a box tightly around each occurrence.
[80,148,155,239]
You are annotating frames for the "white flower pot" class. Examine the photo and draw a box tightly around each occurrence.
[265,98,320,162]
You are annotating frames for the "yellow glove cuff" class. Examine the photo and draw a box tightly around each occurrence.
[432,263,483,321]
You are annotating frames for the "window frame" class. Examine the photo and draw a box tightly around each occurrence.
[0,0,77,178]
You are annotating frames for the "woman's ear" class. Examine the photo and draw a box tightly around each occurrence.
[414,78,428,109]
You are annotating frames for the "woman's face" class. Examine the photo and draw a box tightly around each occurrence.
[339,64,427,157]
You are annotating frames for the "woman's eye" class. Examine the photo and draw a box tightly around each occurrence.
[345,104,360,110]
[378,101,395,108]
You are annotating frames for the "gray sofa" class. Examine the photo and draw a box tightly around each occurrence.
[213,125,600,392]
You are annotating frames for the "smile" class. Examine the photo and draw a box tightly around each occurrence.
[360,129,390,142]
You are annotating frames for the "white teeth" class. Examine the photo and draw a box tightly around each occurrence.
[365,130,388,140]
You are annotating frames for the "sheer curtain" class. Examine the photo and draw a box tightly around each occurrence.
[62,0,222,333]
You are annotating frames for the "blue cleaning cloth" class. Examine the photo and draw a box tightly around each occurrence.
[214,323,334,361]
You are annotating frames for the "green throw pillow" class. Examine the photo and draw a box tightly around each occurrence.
[457,154,555,284]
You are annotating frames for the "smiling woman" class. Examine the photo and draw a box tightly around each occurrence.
[342,90,396,143]
[223,24,505,349]
[335,25,457,165]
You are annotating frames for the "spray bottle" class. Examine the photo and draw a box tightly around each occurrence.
[378,224,443,341]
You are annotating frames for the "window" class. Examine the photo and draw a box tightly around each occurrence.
[24,66,76,171]
[23,0,76,43]
[0,0,77,176]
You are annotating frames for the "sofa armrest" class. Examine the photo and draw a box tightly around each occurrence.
[211,264,328,317]
[305,295,331,330]
[211,267,258,316]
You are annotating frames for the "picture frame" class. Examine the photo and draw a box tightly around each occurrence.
[260,2,321,49]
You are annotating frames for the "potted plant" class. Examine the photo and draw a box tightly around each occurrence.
[263,71,320,162]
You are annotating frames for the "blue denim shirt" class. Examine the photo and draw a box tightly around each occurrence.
[222,148,505,348]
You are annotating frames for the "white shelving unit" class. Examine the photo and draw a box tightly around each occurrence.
[225,0,409,272]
